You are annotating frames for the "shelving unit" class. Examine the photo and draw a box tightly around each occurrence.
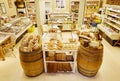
[48,13,73,31]
[14,0,26,16]
[42,32,79,73]
[105,17,120,29]
[98,4,120,45]
[48,13,73,23]
[71,1,79,23]
[85,0,100,16]
[24,0,36,25]
[43,50,77,73]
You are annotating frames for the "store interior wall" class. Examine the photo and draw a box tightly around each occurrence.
[45,0,80,13]
[35,0,46,35]
[0,0,17,16]
[78,0,86,28]
[45,0,52,13]
[45,2,52,13]
[38,0,78,24]
[39,0,45,24]
[52,0,70,13]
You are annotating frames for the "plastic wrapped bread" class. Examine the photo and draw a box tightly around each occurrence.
[20,34,41,52]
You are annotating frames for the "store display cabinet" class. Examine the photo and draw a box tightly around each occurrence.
[98,4,120,46]
[0,17,32,43]
[24,0,36,25]
[71,1,79,23]
[14,0,26,16]
[85,0,100,17]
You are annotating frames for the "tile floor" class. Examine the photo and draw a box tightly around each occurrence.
[0,28,120,81]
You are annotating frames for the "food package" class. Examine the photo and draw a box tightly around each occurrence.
[20,35,41,52]
[55,53,66,61]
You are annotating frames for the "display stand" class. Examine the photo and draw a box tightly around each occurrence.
[0,17,32,43]
[25,0,36,25]
[0,33,10,60]
[42,32,79,73]
[85,0,100,16]
[48,13,73,24]
[98,4,120,45]
[47,13,74,32]
[42,49,77,73]
[71,1,79,23]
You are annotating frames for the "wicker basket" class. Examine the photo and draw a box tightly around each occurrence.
[77,45,103,77]
[19,48,44,77]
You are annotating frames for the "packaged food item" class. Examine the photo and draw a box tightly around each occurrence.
[89,41,100,48]
[55,53,66,61]
[20,35,41,52]
[32,43,40,51]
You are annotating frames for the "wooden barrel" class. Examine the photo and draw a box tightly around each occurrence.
[77,45,103,77]
[19,48,44,77]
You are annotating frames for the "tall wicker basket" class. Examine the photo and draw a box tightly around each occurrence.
[19,48,44,77]
[77,45,103,77]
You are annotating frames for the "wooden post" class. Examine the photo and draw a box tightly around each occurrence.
[0,46,5,61]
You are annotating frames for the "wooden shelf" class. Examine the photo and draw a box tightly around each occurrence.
[105,4,120,9]
[46,61,74,63]
[47,63,72,73]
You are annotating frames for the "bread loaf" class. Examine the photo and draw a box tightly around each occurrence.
[20,35,41,52]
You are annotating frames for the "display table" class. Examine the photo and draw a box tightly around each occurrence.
[0,17,32,43]
[42,32,79,73]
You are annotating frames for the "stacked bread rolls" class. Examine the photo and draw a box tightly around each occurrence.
[20,34,41,52]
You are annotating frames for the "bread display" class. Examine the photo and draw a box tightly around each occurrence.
[42,32,78,73]
[79,30,102,48]
[47,40,77,50]
[47,38,63,50]
[0,27,21,35]
[20,34,41,52]
[0,17,31,36]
